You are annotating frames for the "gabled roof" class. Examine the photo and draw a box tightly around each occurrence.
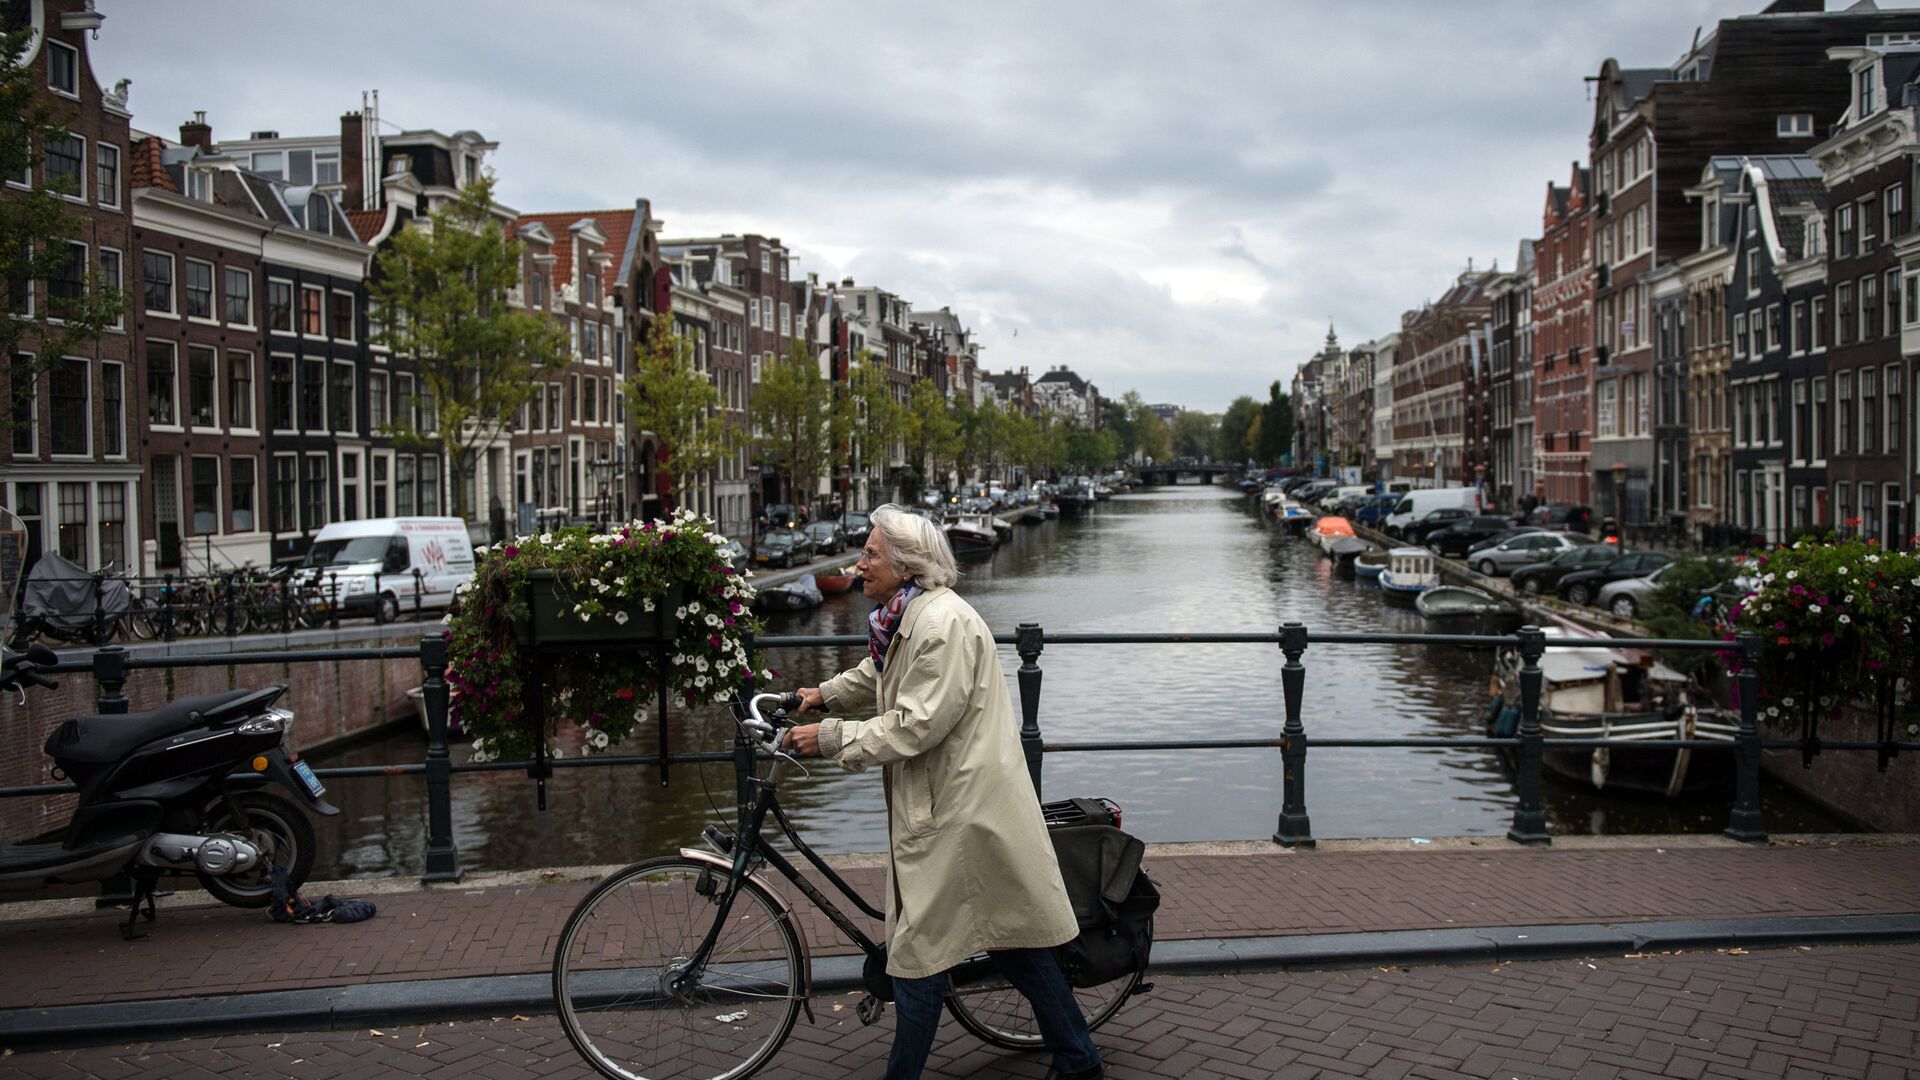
[1035,367,1089,393]
[512,210,634,295]
[129,136,179,194]
[346,210,389,244]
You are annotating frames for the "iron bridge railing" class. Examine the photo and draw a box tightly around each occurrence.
[3,626,1914,885]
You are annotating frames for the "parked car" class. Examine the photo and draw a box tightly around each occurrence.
[1595,563,1677,620]
[804,520,848,556]
[1525,502,1594,535]
[760,503,806,530]
[1509,543,1626,597]
[1353,492,1403,528]
[1467,530,1597,578]
[297,517,475,622]
[1556,550,1675,606]
[1403,506,1472,544]
[718,537,750,573]
[1384,487,1488,536]
[841,510,873,546]
[1426,516,1530,558]
[752,528,815,569]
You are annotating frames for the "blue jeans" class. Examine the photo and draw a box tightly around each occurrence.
[885,947,1100,1079]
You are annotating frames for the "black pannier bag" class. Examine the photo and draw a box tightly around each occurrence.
[1043,798,1159,988]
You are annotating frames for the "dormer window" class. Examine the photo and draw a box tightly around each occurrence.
[1860,67,1878,118]
[1777,114,1813,138]
[185,167,211,203]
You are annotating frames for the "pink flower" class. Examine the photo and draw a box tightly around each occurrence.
[502,545,519,559]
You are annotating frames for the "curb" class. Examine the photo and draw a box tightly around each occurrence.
[5,913,1920,1049]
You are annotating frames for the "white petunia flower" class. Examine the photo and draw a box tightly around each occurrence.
[644,598,656,612]
[1810,605,1821,613]
[1839,614,1851,624]
[589,730,610,750]
[614,610,630,626]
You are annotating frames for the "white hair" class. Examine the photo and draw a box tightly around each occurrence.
[868,503,960,589]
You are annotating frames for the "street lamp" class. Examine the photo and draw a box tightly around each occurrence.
[589,456,614,530]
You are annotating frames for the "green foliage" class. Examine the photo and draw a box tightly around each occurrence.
[1170,410,1216,459]
[845,349,898,481]
[748,339,841,507]
[1216,396,1259,463]
[2,26,130,425]
[370,174,569,518]
[901,377,958,490]
[1255,381,1292,465]
[1639,553,1743,679]
[1134,408,1170,461]
[1731,536,1920,729]
[626,320,737,506]
[448,510,765,762]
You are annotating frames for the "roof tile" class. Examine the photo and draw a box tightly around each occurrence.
[129,136,178,194]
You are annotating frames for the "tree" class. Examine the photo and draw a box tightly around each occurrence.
[625,320,738,510]
[3,25,129,427]
[845,349,898,500]
[1255,380,1293,466]
[1170,410,1217,460]
[1217,395,1260,463]
[900,377,958,497]
[1134,408,1171,462]
[749,339,839,509]
[370,174,568,519]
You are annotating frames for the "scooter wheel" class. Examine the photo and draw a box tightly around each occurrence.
[196,791,317,908]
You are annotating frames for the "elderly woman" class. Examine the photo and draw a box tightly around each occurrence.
[789,504,1101,1080]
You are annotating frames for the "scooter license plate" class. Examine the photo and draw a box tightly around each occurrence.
[292,759,325,798]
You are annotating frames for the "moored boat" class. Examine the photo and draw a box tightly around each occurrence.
[1377,547,1438,605]
[813,566,858,594]
[1485,626,1738,797]
[1414,585,1525,638]
[1354,549,1390,581]
[756,573,824,612]
[1328,536,1373,579]
[1307,515,1356,555]
[945,514,998,556]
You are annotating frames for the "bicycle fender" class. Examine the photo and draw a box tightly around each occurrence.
[678,847,815,1017]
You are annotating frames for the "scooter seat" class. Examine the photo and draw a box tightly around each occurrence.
[44,689,258,766]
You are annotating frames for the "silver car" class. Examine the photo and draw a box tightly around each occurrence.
[1468,530,1597,577]
[1596,563,1674,620]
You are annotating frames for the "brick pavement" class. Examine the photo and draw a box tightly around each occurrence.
[4,942,1916,1078]
[1,837,1917,1012]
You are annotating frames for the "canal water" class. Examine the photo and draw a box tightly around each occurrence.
[308,485,1849,878]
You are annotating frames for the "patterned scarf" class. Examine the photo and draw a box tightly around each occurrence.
[867,582,923,674]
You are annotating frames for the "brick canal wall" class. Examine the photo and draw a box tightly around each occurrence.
[0,625,434,840]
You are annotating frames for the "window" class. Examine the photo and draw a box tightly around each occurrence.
[569,373,580,423]
[190,457,220,534]
[395,456,416,517]
[340,453,359,522]
[299,286,324,336]
[1812,296,1827,351]
[45,133,81,196]
[47,40,77,95]
[95,143,119,208]
[330,291,354,342]
[1597,380,1617,437]
[251,151,283,180]
[1746,248,1761,295]
[10,357,34,456]
[226,350,253,429]
[368,370,387,432]
[762,301,773,332]
[57,482,87,562]
[1886,364,1903,458]
[525,379,541,430]
[1861,196,1880,254]
[231,457,256,532]
[1793,379,1808,462]
[187,345,217,428]
[584,374,597,423]
[547,383,561,431]
[1862,275,1879,342]
[224,268,252,325]
[1813,376,1828,461]
[183,259,213,319]
[49,357,87,456]
[748,299,758,328]
[419,455,440,515]
[780,302,791,337]
[98,248,121,328]
[371,455,389,518]
[1777,113,1814,138]
[530,270,545,308]
[1837,205,1855,259]
[581,317,598,360]
[1862,368,1879,454]
[47,241,84,306]
[1860,66,1878,117]
[268,355,294,431]
[1767,303,1783,353]
[1733,313,1748,359]
[142,251,174,314]
[1889,184,1907,241]
[301,454,329,531]
[267,279,293,332]
[100,360,122,456]
[1835,283,1855,345]
[1837,371,1855,455]
[1768,379,1782,447]
[300,358,325,430]
[271,455,297,533]
[146,339,177,426]
[328,361,354,432]
[97,482,125,566]
[1889,270,1903,338]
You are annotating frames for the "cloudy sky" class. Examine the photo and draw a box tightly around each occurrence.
[95,1,1876,413]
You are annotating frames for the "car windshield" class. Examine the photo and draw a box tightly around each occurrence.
[303,537,390,567]
[844,512,869,526]
[760,533,794,549]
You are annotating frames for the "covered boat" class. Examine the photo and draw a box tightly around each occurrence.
[1354,549,1390,581]
[814,566,858,594]
[1486,626,1738,797]
[1377,547,1438,605]
[945,514,998,556]
[756,572,824,612]
[1328,536,1373,579]
[1414,585,1525,637]
[1307,515,1356,554]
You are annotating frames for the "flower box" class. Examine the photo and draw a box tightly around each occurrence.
[515,571,681,646]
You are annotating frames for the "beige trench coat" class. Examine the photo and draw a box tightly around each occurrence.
[816,585,1078,979]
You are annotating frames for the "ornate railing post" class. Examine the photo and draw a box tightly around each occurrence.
[1016,622,1045,798]
[1507,625,1550,844]
[372,571,385,625]
[92,644,128,715]
[1724,631,1769,842]
[419,635,463,882]
[327,573,341,631]
[1273,621,1313,847]
[160,574,176,642]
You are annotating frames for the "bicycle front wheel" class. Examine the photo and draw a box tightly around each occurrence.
[946,959,1140,1052]
[553,856,804,1080]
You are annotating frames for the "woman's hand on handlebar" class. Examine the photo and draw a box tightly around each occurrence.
[794,687,825,714]
[787,724,822,757]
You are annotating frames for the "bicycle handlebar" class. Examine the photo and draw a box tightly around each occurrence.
[741,692,806,746]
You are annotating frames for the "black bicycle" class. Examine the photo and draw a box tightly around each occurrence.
[551,692,1144,1080]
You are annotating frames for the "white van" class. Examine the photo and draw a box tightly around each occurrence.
[1384,487,1489,537]
[297,517,475,622]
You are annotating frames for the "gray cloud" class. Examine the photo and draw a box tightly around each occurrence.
[93,0,1872,411]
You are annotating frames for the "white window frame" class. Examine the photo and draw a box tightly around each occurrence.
[189,455,223,537]
[1812,376,1827,466]
[142,250,176,317]
[1886,363,1902,457]
[95,142,119,210]
[1792,379,1807,463]
[266,277,295,334]
[226,349,256,435]
[47,355,90,459]
[185,342,220,433]
[46,40,78,98]
[224,267,254,328]
[45,131,83,202]
[45,239,86,324]
[10,350,37,458]
[146,338,182,432]
[330,289,356,344]
[100,358,124,459]
[1777,113,1813,138]
[330,358,357,436]
[183,257,217,324]
[299,284,326,339]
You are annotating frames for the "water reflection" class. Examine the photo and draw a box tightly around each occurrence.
[310,486,1850,878]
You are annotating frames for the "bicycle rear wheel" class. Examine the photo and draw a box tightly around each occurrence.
[553,856,803,1080]
[945,960,1139,1051]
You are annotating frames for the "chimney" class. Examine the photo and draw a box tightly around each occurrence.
[340,111,366,210]
[179,111,212,152]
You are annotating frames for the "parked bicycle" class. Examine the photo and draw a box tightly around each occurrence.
[551,691,1145,1080]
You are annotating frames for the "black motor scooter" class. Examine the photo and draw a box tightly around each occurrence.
[0,644,340,937]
